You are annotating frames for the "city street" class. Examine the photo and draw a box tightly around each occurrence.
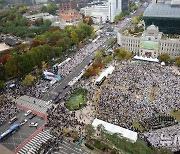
[42,5,146,103]
[0,111,45,151]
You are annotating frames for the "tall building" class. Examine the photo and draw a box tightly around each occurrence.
[108,0,122,22]
[143,0,180,34]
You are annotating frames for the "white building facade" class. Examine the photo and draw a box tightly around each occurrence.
[80,0,122,23]
[117,25,180,58]
[108,0,122,22]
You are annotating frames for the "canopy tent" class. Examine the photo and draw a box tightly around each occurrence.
[92,118,138,143]
[133,56,159,63]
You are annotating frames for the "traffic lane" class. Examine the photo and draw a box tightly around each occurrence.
[52,55,94,95]
[44,52,95,101]
[0,111,45,151]
[43,38,108,101]
[43,54,94,101]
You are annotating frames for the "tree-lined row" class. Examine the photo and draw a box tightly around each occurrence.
[0,22,94,91]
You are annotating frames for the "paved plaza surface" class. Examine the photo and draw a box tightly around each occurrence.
[15,95,51,116]
[53,140,90,154]
[0,110,45,151]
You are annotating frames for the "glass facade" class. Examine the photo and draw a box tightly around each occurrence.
[143,17,180,34]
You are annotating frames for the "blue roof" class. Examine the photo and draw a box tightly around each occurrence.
[10,124,19,130]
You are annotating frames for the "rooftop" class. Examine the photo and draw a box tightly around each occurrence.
[143,2,180,18]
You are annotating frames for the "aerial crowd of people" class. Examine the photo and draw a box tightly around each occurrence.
[96,62,179,141]
[58,36,108,77]
[144,123,180,151]
[0,97,21,125]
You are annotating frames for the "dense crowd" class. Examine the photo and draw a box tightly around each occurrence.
[58,36,108,77]
[5,79,50,99]
[0,97,21,125]
[46,103,84,142]
[144,124,180,151]
[97,62,180,130]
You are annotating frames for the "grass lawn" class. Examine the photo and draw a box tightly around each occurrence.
[66,88,88,110]
[170,110,180,122]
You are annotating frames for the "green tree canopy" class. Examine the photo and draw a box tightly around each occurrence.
[22,74,35,86]
[158,53,170,63]
[175,56,180,67]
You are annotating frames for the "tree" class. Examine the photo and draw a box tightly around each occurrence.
[0,80,5,91]
[119,49,127,59]
[22,74,35,86]
[44,19,52,26]
[175,56,180,67]
[41,3,58,15]
[0,63,6,80]
[158,53,170,63]
[84,16,93,26]
[132,17,138,24]
[85,124,95,139]
[5,56,18,77]
[42,61,47,69]
[71,30,79,45]
[125,51,132,60]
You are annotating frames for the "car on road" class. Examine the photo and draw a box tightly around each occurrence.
[9,116,17,124]
[63,85,68,89]
[20,119,28,126]
[29,122,38,127]
[29,114,36,119]
[25,110,32,116]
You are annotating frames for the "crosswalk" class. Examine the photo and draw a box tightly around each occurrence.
[17,129,53,154]
[53,140,90,154]
[15,95,52,115]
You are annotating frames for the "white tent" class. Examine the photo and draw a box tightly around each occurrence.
[92,118,138,143]
[133,56,159,63]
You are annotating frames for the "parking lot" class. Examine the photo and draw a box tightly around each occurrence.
[0,110,45,151]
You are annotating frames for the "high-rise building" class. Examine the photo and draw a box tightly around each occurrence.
[108,0,122,22]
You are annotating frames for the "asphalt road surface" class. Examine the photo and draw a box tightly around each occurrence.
[0,111,45,151]
[42,44,103,102]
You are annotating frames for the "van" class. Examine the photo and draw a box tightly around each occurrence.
[9,116,17,124]
[24,110,32,116]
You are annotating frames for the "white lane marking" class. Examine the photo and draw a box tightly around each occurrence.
[61,143,81,154]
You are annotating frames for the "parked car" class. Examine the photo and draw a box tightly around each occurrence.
[20,119,28,126]
[9,116,17,124]
[29,122,38,127]
[25,110,32,116]
[29,114,36,119]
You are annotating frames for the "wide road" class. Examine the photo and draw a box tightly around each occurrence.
[42,5,146,102]
[42,43,104,101]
